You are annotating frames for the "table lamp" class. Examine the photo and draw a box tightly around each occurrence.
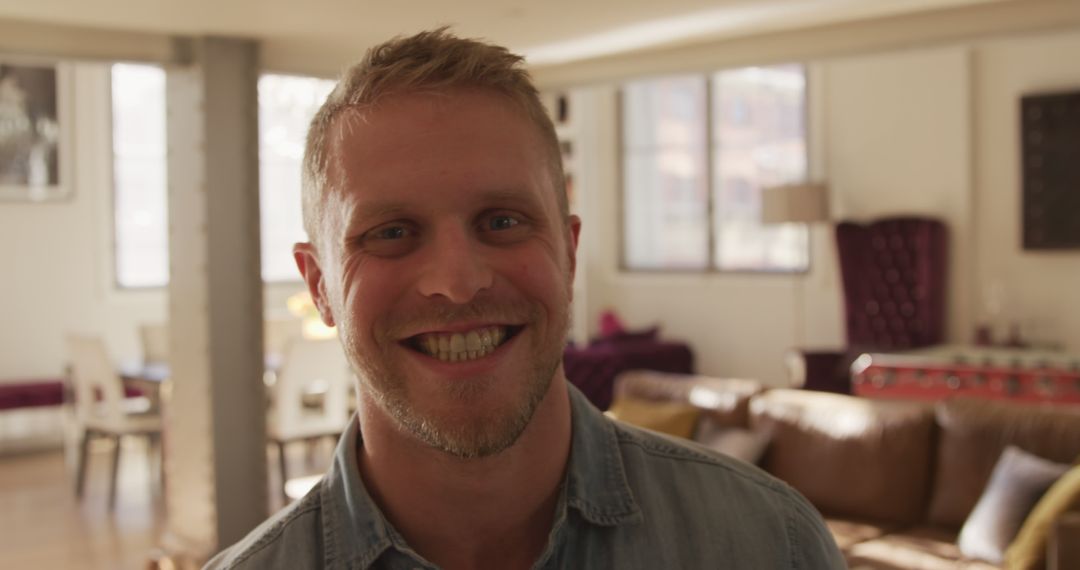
[761,182,830,353]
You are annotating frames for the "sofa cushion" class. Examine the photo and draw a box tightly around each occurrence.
[927,398,1080,528]
[605,397,700,439]
[846,526,997,570]
[957,446,1069,564]
[614,371,763,429]
[749,389,935,524]
[693,422,770,464]
[824,517,897,552]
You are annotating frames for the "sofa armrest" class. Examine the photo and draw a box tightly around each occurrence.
[1049,509,1080,570]
[784,349,853,394]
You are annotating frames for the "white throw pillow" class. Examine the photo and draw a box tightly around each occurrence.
[957,445,1069,564]
[694,418,770,465]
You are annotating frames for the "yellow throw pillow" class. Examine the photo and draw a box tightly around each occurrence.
[606,397,700,439]
[1004,462,1080,570]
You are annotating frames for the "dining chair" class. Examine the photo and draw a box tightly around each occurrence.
[67,334,162,508]
[264,318,304,361]
[266,338,353,501]
[139,322,170,365]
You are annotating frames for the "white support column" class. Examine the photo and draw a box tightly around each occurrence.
[161,36,267,562]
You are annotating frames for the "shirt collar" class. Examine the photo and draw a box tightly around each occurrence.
[320,383,642,568]
[563,384,643,526]
[320,413,396,569]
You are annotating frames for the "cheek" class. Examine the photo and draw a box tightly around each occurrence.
[503,254,569,306]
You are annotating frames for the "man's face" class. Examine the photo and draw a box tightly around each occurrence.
[296,88,580,459]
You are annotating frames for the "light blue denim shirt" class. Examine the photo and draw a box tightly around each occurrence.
[207,385,844,569]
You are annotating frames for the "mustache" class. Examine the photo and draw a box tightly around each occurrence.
[383,299,537,338]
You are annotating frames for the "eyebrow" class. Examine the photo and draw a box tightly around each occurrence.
[346,187,545,230]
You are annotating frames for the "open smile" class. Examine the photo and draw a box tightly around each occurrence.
[403,325,525,363]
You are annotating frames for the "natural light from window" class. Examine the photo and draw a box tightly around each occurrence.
[112,63,168,288]
[621,64,808,272]
[258,73,335,282]
[111,68,336,287]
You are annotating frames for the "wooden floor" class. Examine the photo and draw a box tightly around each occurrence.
[0,439,164,569]
[0,437,334,569]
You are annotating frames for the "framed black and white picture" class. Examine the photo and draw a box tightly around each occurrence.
[0,61,71,201]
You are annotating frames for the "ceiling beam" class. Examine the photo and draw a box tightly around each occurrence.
[530,0,1080,88]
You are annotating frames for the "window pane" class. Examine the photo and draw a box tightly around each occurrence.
[113,64,168,288]
[258,74,336,282]
[712,65,808,271]
[622,76,709,269]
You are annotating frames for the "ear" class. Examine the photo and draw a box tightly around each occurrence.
[293,242,336,327]
[565,214,582,294]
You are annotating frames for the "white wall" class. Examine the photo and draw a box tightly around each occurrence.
[973,31,1080,350]
[824,47,974,344]
[0,63,161,381]
[0,63,306,381]
[577,27,1080,386]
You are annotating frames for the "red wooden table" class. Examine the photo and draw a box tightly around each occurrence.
[851,345,1080,405]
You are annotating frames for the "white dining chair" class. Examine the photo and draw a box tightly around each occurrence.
[139,322,170,365]
[264,318,304,361]
[266,338,353,500]
[67,335,162,508]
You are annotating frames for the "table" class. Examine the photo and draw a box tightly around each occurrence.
[851,345,1080,405]
[118,362,171,412]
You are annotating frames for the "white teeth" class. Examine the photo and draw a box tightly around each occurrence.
[416,326,512,363]
[466,331,481,351]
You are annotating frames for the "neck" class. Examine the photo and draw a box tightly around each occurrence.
[357,373,573,570]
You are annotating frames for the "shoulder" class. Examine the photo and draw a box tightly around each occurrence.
[609,419,843,566]
[611,417,790,498]
[203,488,325,570]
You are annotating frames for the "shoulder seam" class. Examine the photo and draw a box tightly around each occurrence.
[227,493,324,568]
[614,422,790,495]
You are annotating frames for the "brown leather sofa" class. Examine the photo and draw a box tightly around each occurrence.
[613,371,1080,569]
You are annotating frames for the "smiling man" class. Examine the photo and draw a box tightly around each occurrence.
[206,29,843,570]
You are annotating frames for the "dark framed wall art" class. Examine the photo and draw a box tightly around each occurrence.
[1020,89,1080,250]
[0,61,71,202]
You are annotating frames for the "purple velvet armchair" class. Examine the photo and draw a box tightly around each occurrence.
[564,328,694,411]
[792,216,948,393]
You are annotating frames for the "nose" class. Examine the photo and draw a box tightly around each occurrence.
[416,223,494,304]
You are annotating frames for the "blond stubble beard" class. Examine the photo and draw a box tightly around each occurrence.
[343,298,570,460]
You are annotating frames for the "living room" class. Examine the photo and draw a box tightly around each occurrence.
[0,0,1078,568]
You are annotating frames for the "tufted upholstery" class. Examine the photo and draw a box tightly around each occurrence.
[789,217,948,393]
[836,217,948,350]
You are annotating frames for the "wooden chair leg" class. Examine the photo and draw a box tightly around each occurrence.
[277,441,288,502]
[75,429,91,499]
[147,433,161,498]
[108,435,122,509]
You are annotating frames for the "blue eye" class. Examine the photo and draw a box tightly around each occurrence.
[488,215,519,231]
[373,226,409,240]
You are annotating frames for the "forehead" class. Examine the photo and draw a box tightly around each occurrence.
[323,89,555,215]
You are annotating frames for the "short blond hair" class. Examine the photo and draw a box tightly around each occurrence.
[301,28,565,238]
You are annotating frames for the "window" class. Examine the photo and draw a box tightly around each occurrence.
[258,74,335,282]
[112,64,168,288]
[110,68,335,287]
[622,65,809,272]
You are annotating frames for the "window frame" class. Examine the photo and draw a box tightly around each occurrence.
[618,65,813,275]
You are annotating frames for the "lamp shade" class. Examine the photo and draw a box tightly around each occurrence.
[761,183,829,224]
